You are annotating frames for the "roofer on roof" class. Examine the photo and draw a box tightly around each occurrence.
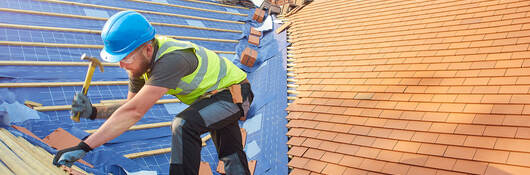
[52,10,253,175]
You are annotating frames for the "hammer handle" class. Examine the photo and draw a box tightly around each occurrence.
[70,64,95,122]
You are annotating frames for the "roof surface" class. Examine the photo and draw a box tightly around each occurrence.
[285,0,530,174]
[0,0,289,174]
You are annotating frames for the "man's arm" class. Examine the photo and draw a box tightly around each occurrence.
[127,91,137,100]
[91,91,138,119]
[83,85,168,149]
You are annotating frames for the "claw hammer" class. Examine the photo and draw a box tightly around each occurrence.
[71,54,104,122]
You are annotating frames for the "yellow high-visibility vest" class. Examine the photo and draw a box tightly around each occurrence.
[143,36,246,104]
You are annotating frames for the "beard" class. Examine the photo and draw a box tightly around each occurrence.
[127,55,150,77]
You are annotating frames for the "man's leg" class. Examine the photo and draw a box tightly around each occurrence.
[211,122,250,175]
[169,88,251,175]
[208,84,253,175]
[169,109,205,175]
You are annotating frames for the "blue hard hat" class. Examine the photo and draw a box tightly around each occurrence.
[100,11,155,62]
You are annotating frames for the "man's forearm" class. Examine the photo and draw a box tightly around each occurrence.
[84,104,143,148]
[94,103,124,119]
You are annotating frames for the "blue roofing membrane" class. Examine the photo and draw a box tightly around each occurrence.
[0,0,288,174]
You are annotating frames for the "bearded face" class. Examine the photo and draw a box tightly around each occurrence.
[119,43,153,78]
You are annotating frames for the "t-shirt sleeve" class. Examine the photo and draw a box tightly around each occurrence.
[145,49,198,90]
[129,76,145,93]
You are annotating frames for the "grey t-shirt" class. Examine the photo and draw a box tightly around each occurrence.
[128,49,198,93]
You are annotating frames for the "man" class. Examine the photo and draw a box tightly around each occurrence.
[53,11,253,175]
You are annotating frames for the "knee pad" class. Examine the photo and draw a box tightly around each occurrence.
[171,117,186,133]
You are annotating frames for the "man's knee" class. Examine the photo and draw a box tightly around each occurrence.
[171,117,186,132]
[172,117,189,139]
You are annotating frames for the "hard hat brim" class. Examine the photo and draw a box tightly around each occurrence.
[100,48,131,63]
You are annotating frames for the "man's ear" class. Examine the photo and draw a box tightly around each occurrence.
[145,42,154,58]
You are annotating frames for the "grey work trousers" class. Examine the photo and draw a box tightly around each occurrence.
[169,83,253,175]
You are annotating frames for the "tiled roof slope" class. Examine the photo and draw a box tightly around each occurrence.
[285,0,530,174]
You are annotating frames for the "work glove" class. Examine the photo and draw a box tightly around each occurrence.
[52,141,92,167]
[71,92,93,119]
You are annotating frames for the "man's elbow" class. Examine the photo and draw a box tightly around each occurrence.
[131,110,144,120]
[120,105,145,121]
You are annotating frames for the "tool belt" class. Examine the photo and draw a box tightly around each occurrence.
[200,78,252,120]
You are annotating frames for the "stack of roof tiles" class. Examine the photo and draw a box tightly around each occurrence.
[285,0,530,174]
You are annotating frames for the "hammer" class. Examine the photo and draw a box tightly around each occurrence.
[71,54,104,122]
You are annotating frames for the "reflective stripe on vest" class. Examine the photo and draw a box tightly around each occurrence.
[143,36,245,104]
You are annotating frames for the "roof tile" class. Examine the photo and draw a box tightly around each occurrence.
[452,159,488,174]
[288,147,308,157]
[355,146,381,159]
[417,143,447,156]
[320,152,343,164]
[411,132,440,143]
[288,137,307,146]
[428,123,457,133]
[407,166,437,175]
[333,133,356,144]
[463,136,497,149]
[318,141,340,152]
[506,152,530,167]
[315,131,338,141]
[343,168,368,175]
[304,159,327,173]
[405,121,433,132]
[288,157,310,169]
[485,163,530,175]
[367,128,393,138]
[381,162,410,175]
[338,155,363,168]
[336,143,360,156]
[473,148,509,164]
[372,138,398,150]
[502,116,530,127]
[289,168,311,175]
[287,128,306,137]
[303,148,326,160]
[389,130,415,140]
[321,164,346,175]
[482,126,517,137]
[302,138,323,148]
[454,124,485,136]
[401,111,425,120]
[494,138,530,152]
[315,122,336,131]
[380,110,404,120]
[352,135,376,147]
[515,127,530,139]
[301,129,320,138]
[491,104,524,115]
[435,170,468,175]
[349,125,372,135]
[376,149,403,162]
[424,156,457,170]
[472,114,504,125]
[359,159,386,172]
[394,141,421,153]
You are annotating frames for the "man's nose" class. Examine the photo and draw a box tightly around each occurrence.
[119,61,127,68]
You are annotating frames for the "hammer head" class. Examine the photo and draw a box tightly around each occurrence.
[81,53,104,72]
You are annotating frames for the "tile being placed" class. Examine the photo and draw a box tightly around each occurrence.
[20,127,94,168]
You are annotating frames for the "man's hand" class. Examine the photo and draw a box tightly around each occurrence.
[72,92,93,119]
[52,141,92,167]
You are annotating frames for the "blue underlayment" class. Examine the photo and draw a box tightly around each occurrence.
[0,0,288,174]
